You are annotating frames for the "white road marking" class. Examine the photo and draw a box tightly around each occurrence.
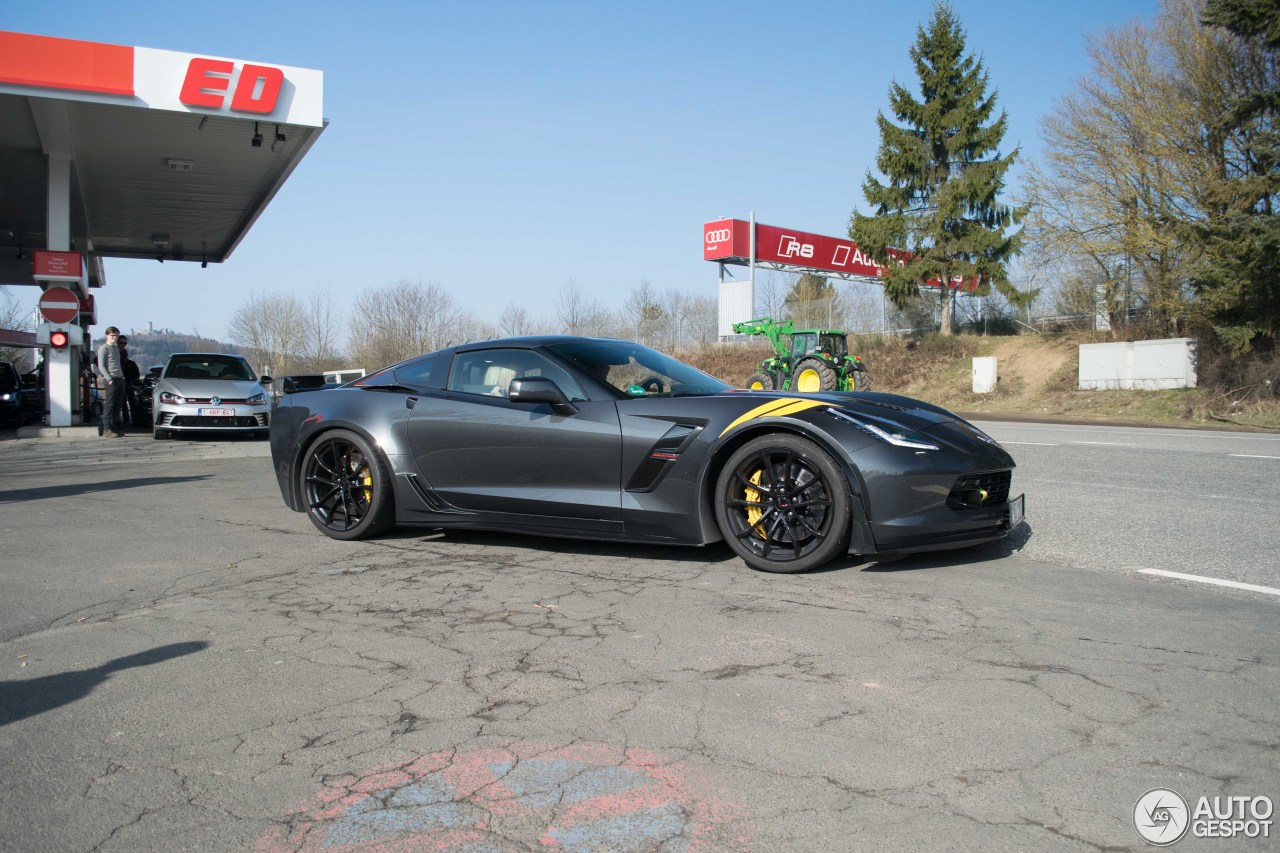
[1138,569,1280,598]
[1230,454,1280,460]
[1070,441,1131,446]
[1000,441,1059,446]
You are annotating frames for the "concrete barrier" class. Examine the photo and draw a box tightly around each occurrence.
[1078,338,1197,390]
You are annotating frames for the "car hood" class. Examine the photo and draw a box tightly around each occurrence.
[157,378,267,399]
[724,390,960,430]
[716,389,1008,459]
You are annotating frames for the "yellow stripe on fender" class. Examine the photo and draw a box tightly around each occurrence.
[719,397,828,437]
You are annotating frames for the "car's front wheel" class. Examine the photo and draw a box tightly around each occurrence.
[300,429,395,540]
[714,433,851,573]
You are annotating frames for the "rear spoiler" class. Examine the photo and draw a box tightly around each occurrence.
[281,374,328,394]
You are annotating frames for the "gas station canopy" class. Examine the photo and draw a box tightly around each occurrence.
[0,30,326,290]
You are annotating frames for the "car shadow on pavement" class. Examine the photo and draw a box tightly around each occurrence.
[0,641,210,727]
[384,524,1033,575]
[0,475,212,504]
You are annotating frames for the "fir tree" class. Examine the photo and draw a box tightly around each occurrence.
[1194,0,1280,353]
[850,2,1027,334]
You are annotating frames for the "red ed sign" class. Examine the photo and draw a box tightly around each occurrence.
[179,58,284,114]
[32,250,83,282]
[39,287,81,324]
[704,219,977,290]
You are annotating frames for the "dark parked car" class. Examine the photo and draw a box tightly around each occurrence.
[269,337,1025,574]
[0,361,22,428]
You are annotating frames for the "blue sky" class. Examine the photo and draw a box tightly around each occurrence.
[8,0,1158,341]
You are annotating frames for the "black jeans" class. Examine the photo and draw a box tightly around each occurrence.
[103,377,126,431]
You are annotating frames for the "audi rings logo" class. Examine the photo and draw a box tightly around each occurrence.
[705,228,732,244]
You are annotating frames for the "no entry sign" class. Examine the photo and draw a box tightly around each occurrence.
[39,287,80,324]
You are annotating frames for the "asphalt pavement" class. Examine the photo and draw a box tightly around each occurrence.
[0,428,1276,852]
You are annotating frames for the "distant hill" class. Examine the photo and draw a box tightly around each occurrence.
[103,332,243,372]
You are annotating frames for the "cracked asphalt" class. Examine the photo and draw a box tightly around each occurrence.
[0,433,1276,851]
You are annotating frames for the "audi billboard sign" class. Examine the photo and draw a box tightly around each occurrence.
[703,218,977,290]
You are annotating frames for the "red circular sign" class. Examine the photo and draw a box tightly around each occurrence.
[38,287,80,324]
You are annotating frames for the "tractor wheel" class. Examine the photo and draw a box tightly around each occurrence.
[745,372,775,391]
[793,358,838,393]
[854,368,871,392]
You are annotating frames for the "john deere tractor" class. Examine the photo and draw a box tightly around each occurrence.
[733,317,871,393]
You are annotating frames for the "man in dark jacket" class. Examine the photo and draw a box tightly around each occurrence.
[96,327,125,437]
[117,335,142,427]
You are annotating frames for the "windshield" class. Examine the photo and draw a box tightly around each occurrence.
[547,341,731,398]
[165,355,255,381]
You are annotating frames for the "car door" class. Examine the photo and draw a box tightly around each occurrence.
[405,347,623,532]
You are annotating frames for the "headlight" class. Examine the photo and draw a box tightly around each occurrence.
[0,393,11,401]
[159,391,186,405]
[827,407,940,451]
[246,393,267,405]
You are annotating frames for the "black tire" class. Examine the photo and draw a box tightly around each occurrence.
[745,372,774,391]
[854,368,871,392]
[300,429,395,540]
[714,433,851,573]
[793,358,838,393]
[152,428,168,440]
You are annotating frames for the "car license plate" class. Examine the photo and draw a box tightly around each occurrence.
[199,407,235,417]
[1007,493,1026,528]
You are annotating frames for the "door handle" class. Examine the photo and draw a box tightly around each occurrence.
[406,396,418,409]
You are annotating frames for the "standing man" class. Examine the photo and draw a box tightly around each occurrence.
[97,326,126,437]
[117,335,141,426]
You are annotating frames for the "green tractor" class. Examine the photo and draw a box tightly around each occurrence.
[733,317,871,393]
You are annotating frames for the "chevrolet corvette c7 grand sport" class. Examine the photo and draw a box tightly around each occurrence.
[270,337,1025,573]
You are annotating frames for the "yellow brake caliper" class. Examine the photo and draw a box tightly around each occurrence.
[744,469,766,539]
[350,453,372,504]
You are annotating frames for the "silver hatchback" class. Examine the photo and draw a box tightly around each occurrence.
[152,353,273,440]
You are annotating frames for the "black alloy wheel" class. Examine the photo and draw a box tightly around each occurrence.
[715,433,851,573]
[301,429,394,540]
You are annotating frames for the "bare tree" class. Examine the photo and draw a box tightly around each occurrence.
[1021,0,1268,337]
[623,279,667,347]
[228,292,304,377]
[347,279,472,370]
[297,290,344,370]
[682,294,719,347]
[0,287,34,369]
[754,271,790,320]
[554,280,613,336]
[499,302,532,337]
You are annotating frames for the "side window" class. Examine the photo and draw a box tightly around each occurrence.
[393,354,450,390]
[447,349,586,401]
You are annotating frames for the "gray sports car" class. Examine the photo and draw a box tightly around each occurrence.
[269,337,1024,573]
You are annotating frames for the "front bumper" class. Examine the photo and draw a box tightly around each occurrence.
[154,403,270,432]
[861,492,1026,556]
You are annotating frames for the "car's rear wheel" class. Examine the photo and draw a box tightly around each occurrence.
[301,429,394,540]
[714,433,851,573]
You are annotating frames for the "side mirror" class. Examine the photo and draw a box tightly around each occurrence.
[508,377,578,415]
[259,375,274,385]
